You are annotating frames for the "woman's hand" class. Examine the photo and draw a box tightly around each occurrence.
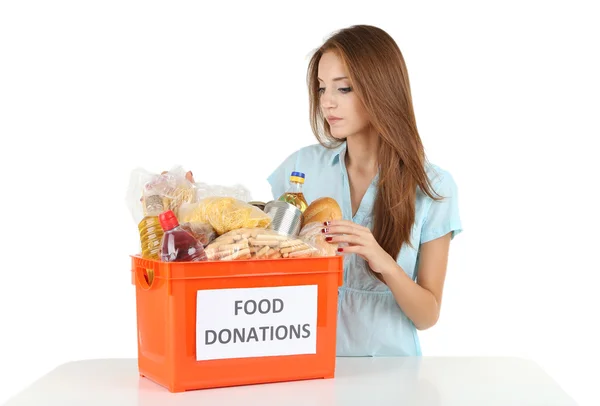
[323,219,398,275]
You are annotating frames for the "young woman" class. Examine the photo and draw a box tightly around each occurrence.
[267,24,462,356]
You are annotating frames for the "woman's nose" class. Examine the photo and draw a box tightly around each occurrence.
[320,89,337,108]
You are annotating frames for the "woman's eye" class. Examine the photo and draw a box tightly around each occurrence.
[317,86,352,95]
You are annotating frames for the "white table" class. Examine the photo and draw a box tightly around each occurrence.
[3,357,576,406]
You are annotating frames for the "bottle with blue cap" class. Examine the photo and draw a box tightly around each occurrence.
[278,171,308,213]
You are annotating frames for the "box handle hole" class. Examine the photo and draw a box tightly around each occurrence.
[136,266,155,290]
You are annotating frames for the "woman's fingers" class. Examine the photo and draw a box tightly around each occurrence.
[323,224,370,238]
[335,244,364,256]
[326,219,370,233]
[322,225,357,236]
[325,234,363,246]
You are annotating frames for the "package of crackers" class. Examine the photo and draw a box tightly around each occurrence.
[204,227,318,261]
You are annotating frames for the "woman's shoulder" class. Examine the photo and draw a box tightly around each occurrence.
[267,142,343,199]
[284,142,344,165]
[422,161,459,198]
[419,161,463,241]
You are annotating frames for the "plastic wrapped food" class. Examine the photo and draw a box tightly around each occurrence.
[179,197,271,235]
[194,181,252,202]
[298,222,339,257]
[126,166,196,223]
[204,228,318,261]
[145,167,196,218]
[179,222,217,247]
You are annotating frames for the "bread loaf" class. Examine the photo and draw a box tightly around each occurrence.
[302,197,343,226]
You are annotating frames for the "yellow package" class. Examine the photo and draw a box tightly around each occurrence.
[179,197,272,235]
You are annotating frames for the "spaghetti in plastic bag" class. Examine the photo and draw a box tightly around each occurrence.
[204,228,319,261]
[145,167,196,218]
[125,166,196,223]
[178,197,272,235]
[126,166,254,225]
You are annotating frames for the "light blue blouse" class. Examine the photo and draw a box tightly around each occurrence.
[267,142,462,356]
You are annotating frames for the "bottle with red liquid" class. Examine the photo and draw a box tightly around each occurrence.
[158,210,208,262]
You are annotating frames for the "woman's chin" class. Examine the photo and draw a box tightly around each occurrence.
[329,130,348,140]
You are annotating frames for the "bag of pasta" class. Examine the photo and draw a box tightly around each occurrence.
[204,228,319,261]
[126,166,197,223]
[147,167,197,217]
[178,197,271,236]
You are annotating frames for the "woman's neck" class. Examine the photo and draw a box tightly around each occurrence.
[345,130,379,176]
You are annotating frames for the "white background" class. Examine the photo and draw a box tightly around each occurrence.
[1,0,598,404]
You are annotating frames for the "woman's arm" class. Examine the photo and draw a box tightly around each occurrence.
[324,220,452,330]
[380,233,451,330]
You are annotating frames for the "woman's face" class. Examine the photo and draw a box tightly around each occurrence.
[318,51,371,140]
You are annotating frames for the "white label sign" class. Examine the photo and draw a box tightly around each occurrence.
[196,285,318,361]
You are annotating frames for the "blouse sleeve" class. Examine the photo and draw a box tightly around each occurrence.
[420,169,463,243]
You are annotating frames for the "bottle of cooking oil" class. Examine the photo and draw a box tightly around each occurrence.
[278,171,308,212]
[138,194,165,260]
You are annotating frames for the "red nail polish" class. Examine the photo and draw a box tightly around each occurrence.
[322,228,328,233]
[324,221,330,226]
[325,237,332,242]
[337,247,343,252]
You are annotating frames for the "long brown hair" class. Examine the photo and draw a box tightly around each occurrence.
[307,25,442,266]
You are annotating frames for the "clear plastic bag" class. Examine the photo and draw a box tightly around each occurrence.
[193,181,252,202]
[125,166,196,224]
[126,167,159,224]
[204,228,319,261]
[125,165,254,225]
[179,222,217,247]
[144,167,196,218]
[178,197,272,236]
[298,222,339,257]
